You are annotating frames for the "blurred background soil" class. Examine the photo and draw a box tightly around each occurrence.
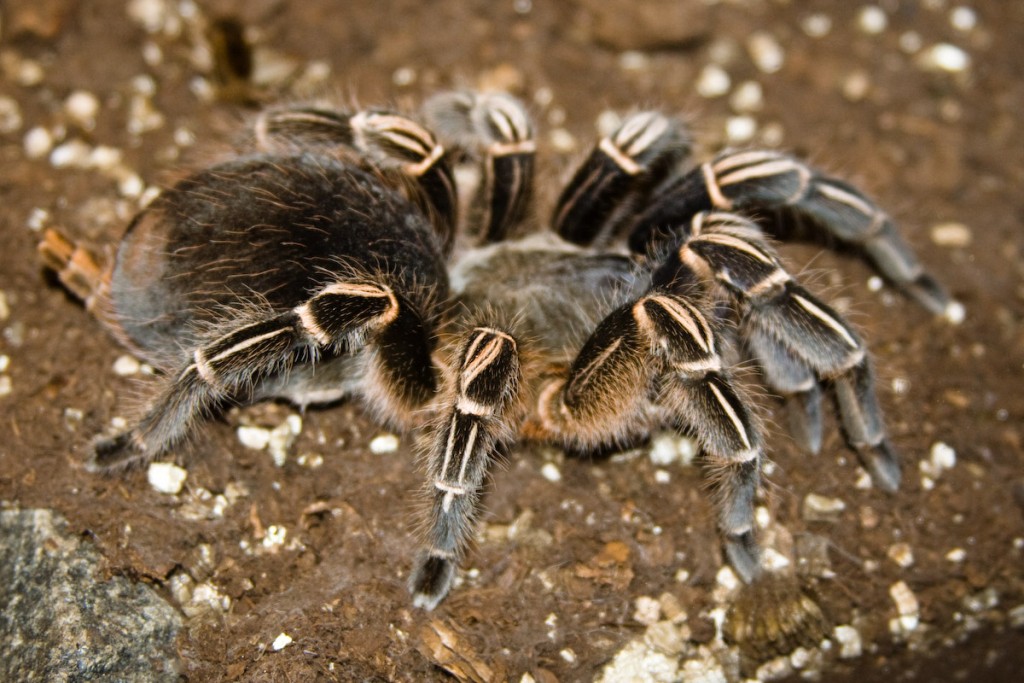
[1,0,1022,681]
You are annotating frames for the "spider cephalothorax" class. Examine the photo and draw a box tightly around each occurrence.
[40,90,955,609]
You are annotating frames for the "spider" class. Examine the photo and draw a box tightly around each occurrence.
[40,90,955,610]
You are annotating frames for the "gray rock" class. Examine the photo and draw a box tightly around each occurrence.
[0,509,183,682]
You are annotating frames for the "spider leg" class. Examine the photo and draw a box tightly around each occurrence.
[37,228,123,336]
[536,293,764,582]
[254,105,458,253]
[91,280,435,470]
[424,91,536,244]
[410,326,521,609]
[553,111,690,246]
[657,211,900,490]
[629,150,957,320]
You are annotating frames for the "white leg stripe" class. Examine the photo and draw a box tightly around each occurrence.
[201,326,292,369]
[404,144,445,177]
[718,158,801,187]
[708,380,753,451]
[792,293,860,349]
[644,296,714,354]
[816,181,875,217]
[296,303,332,345]
[490,140,537,156]
[456,395,494,416]
[599,138,643,175]
[696,233,776,264]
[702,162,733,209]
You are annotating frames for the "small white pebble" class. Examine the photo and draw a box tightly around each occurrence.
[899,31,925,54]
[834,625,863,659]
[549,128,577,153]
[262,524,287,549]
[891,377,910,394]
[26,207,50,232]
[14,59,45,87]
[559,648,577,665]
[730,81,763,112]
[112,354,142,376]
[930,222,972,247]
[696,64,731,98]
[944,300,966,325]
[858,6,888,34]
[392,66,416,87]
[654,469,671,484]
[801,13,833,38]
[747,32,785,73]
[369,433,399,454]
[595,110,623,138]
[64,91,101,129]
[271,632,293,651]
[540,462,562,483]
[618,51,649,71]
[803,493,846,521]
[675,568,691,583]
[633,596,662,625]
[946,547,967,563]
[890,580,919,617]
[918,43,971,73]
[1008,604,1024,628]
[843,70,871,102]
[761,547,791,572]
[237,425,271,450]
[147,462,187,494]
[88,145,123,170]
[716,565,740,591]
[50,139,93,169]
[0,375,12,398]
[949,6,977,31]
[931,441,957,470]
[24,127,54,159]
[533,86,554,108]
[0,96,23,133]
[0,355,8,373]
[725,115,757,144]
[887,542,915,568]
[142,41,163,66]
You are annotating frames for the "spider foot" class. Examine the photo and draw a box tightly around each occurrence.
[410,552,458,611]
[786,387,824,455]
[88,431,149,472]
[725,574,831,674]
[854,439,901,493]
[724,531,762,584]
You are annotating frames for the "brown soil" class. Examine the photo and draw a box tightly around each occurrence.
[1,1,1022,681]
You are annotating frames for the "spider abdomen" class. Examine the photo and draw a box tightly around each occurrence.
[110,153,448,367]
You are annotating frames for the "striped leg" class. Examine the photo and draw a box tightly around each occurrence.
[656,211,900,490]
[536,293,764,582]
[424,91,536,244]
[411,327,521,609]
[553,111,690,246]
[630,150,957,319]
[91,281,435,470]
[254,106,458,254]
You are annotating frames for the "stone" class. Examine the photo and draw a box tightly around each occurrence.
[0,509,182,681]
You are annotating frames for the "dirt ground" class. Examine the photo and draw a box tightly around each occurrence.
[1,0,1023,681]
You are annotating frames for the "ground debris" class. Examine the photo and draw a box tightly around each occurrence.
[417,620,496,683]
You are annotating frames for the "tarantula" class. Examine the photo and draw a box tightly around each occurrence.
[40,90,954,610]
